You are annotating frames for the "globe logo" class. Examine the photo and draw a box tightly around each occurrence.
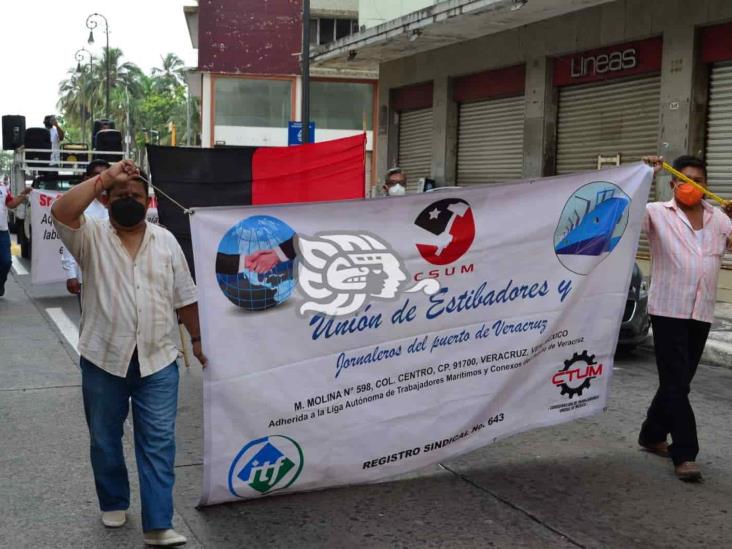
[215,215,297,311]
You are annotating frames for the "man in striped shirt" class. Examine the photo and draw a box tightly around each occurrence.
[639,155,732,482]
[52,160,205,547]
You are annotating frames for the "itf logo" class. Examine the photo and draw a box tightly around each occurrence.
[228,435,304,497]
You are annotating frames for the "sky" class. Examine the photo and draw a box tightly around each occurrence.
[0,0,197,131]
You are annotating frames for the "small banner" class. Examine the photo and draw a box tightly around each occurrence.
[30,190,66,285]
[147,134,366,278]
[190,163,652,506]
[30,190,159,285]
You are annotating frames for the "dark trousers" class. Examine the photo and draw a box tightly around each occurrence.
[640,315,710,465]
[0,230,11,291]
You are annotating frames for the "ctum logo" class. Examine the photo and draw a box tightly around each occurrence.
[228,435,304,497]
[552,351,603,399]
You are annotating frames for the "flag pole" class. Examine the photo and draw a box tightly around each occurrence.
[662,162,728,206]
[302,0,311,144]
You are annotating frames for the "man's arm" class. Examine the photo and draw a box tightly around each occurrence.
[177,303,207,367]
[51,160,137,229]
[6,187,31,209]
[54,121,65,142]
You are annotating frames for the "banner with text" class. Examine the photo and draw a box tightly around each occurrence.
[30,190,66,285]
[191,163,652,506]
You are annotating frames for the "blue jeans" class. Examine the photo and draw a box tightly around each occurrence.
[0,230,11,290]
[80,354,179,532]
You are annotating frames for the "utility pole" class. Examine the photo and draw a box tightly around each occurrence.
[301,0,311,144]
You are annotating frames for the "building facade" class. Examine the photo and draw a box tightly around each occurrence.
[184,0,378,192]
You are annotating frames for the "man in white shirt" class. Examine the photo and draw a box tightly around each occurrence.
[0,180,31,297]
[62,160,110,297]
[43,115,65,165]
[52,160,205,547]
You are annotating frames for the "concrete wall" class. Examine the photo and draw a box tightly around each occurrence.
[359,0,436,28]
[313,0,358,13]
[376,0,732,187]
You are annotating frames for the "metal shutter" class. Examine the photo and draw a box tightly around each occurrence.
[398,108,433,193]
[557,75,661,257]
[706,62,732,268]
[457,95,525,185]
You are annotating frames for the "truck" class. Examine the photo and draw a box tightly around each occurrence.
[7,123,124,258]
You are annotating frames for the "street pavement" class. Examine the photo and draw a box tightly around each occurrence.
[2,257,732,549]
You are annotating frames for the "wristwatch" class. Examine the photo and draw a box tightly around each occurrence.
[191,335,201,343]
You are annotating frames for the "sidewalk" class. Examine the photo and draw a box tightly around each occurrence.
[0,272,200,548]
[639,301,732,369]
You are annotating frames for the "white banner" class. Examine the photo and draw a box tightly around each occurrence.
[30,190,66,285]
[30,190,159,285]
[191,163,652,506]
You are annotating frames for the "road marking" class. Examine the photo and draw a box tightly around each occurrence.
[11,256,28,276]
[45,307,79,354]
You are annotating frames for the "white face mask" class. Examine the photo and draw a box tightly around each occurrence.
[387,183,406,196]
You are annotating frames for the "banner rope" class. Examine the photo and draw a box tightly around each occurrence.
[661,162,729,206]
[150,183,194,215]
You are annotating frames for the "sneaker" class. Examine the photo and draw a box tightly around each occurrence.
[144,529,187,546]
[638,435,670,458]
[101,510,127,528]
[675,461,703,482]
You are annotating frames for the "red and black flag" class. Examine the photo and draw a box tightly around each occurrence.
[147,134,366,276]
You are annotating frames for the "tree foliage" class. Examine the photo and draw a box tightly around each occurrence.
[57,50,199,152]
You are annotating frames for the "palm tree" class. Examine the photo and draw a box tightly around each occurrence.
[152,53,185,92]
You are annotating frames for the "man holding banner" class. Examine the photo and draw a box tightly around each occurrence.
[52,160,204,547]
[640,155,732,482]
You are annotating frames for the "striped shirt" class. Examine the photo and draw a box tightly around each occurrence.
[53,214,197,377]
[643,199,732,323]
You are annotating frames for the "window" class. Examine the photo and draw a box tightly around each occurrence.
[319,18,335,44]
[215,78,291,127]
[310,17,359,46]
[311,81,373,131]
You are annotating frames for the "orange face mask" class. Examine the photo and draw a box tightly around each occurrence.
[674,182,705,207]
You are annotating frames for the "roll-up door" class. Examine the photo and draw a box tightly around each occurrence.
[705,61,732,268]
[398,108,433,193]
[556,75,661,257]
[457,95,525,185]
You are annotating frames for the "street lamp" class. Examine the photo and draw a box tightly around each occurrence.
[75,48,93,146]
[86,12,110,119]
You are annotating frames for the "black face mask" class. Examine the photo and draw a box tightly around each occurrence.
[110,197,146,227]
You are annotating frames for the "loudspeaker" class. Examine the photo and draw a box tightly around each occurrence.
[62,142,90,164]
[2,115,26,150]
[23,127,51,167]
[93,129,123,162]
[92,119,115,144]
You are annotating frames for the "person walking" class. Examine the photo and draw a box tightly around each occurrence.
[0,181,31,297]
[52,159,206,546]
[639,154,732,482]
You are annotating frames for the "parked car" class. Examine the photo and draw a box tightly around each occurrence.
[618,262,650,348]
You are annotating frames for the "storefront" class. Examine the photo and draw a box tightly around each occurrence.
[392,82,434,193]
[554,38,663,257]
[454,65,525,186]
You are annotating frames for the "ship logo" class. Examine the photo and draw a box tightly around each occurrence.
[554,182,630,275]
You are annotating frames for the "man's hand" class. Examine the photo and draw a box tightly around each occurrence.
[245,249,280,273]
[101,160,140,190]
[192,341,208,368]
[21,186,32,196]
[642,155,664,175]
[66,278,81,295]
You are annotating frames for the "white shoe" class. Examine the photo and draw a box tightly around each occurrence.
[144,529,187,546]
[101,510,127,528]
